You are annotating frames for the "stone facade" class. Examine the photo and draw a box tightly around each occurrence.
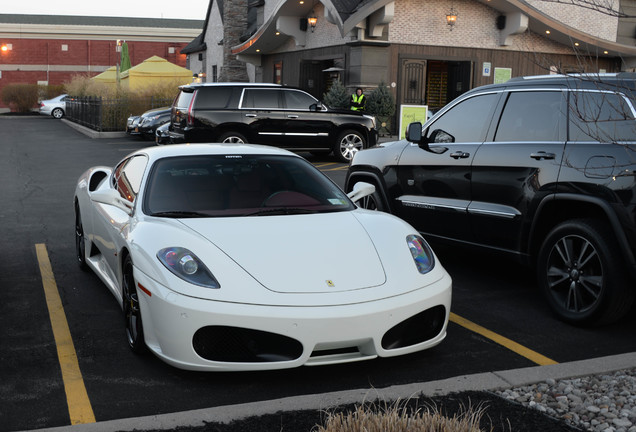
[219,0,249,82]
[389,0,577,53]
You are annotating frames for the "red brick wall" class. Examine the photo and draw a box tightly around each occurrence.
[0,38,189,107]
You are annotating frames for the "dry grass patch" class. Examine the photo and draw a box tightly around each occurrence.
[314,398,491,432]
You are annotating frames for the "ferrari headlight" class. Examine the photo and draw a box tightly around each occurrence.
[157,247,220,288]
[406,235,435,274]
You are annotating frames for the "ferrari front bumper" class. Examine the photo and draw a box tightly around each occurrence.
[133,268,452,371]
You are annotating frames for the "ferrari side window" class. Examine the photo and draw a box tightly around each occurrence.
[114,155,148,203]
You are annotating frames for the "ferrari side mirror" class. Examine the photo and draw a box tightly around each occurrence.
[90,189,133,215]
[347,182,375,203]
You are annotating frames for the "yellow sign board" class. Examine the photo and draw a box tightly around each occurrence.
[494,67,512,84]
[399,104,428,140]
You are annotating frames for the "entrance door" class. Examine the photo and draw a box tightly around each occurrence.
[300,60,329,99]
[399,59,427,106]
[448,61,473,102]
[399,59,473,114]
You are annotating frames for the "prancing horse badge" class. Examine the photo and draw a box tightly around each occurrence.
[326,280,335,287]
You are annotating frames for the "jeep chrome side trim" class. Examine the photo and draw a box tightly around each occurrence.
[467,202,521,219]
[398,195,521,219]
[398,196,467,212]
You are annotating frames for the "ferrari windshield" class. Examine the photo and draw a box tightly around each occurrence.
[143,154,355,217]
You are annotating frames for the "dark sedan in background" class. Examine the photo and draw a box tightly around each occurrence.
[126,107,171,140]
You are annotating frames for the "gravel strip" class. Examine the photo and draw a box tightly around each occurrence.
[496,368,636,432]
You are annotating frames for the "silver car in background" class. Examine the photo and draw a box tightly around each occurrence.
[39,94,69,119]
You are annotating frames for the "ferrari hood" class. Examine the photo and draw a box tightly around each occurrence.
[179,212,386,293]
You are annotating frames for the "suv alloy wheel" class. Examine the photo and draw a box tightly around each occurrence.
[537,219,634,325]
[335,130,365,162]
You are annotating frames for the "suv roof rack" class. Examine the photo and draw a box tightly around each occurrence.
[179,82,282,89]
[508,72,636,83]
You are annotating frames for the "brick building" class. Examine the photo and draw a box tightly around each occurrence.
[0,14,203,106]
[185,0,636,112]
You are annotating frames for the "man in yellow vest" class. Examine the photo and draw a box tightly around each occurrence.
[350,87,366,111]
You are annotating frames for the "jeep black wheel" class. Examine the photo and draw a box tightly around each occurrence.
[123,255,146,354]
[537,219,634,325]
[334,130,365,163]
[218,132,247,144]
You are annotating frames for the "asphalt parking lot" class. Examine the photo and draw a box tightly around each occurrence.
[1,116,635,432]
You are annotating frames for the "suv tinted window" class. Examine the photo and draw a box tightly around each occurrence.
[569,91,636,142]
[241,89,282,109]
[194,86,234,109]
[495,91,564,142]
[175,90,194,109]
[283,90,317,110]
[427,93,498,143]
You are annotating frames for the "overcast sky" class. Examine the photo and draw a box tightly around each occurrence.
[2,0,209,20]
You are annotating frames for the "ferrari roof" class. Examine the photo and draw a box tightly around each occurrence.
[132,143,300,162]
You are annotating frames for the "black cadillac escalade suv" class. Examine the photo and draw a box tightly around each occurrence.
[345,73,636,325]
[169,82,377,162]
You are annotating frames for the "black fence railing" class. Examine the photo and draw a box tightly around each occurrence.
[66,96,173,132]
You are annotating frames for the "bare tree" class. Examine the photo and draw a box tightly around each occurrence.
[539,0,627,17]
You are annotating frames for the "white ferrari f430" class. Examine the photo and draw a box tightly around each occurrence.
[74,144,452,371]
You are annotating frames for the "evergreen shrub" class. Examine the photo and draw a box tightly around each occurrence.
[323,80,350,110]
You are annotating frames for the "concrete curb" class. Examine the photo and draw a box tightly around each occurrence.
[62,119,127,139]
[28,352,636,432]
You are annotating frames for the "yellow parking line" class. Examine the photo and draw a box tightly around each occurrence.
[313,162,338,168]
[450,312,558,366]
[321,165,349,171]
[35,244,96,425]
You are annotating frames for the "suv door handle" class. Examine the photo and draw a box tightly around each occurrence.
[287,115,299,119]
[245,114,257,118]
[450,151,470,159]
[530,152,556,160]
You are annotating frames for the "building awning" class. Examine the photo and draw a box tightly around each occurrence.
[232,0,636,66]
[480,0,636,60]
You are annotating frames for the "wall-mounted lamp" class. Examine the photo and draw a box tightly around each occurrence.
[446,7,458,30]
[308,11,317,32]
[193,72,206,83]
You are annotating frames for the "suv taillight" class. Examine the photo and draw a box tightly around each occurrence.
[186,90,196,127]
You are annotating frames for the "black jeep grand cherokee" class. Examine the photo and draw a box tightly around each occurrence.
[346,73,636,325]
[169,83,377,162]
